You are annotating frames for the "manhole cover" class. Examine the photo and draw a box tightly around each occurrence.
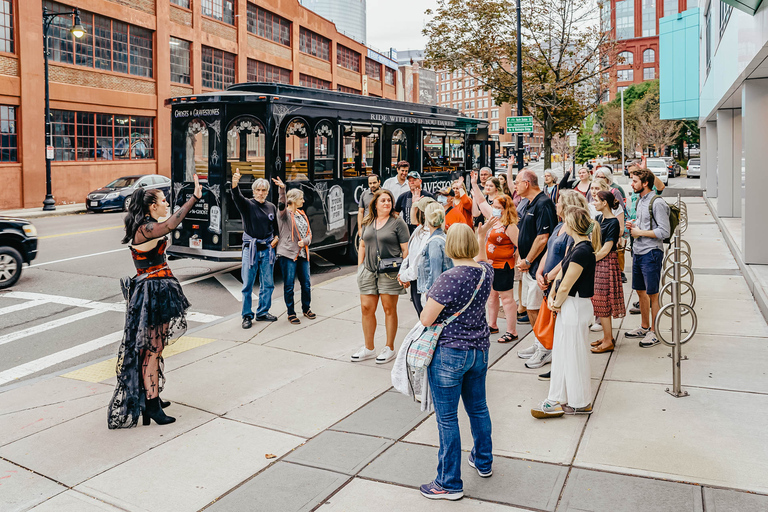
[172,266,212,277]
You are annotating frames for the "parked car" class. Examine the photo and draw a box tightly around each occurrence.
[662,157,681,178]
[645,158,669,185]
[0,217,38,289]
[686,158,701,178]
[494,158,508,175]
[623,159,641,175]
[86,175,171,213]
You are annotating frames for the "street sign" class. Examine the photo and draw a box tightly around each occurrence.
[506,116,533,133]
[568,134,578,147]
[46,146,54,160]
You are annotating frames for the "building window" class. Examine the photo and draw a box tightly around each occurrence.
[299,73,330,89]
[617,69,634,82]
[385,67,396,86]
[247,59,290,84]
[618,51,633,65]
[365,58,381,80]
[643,67,655,80]
[663,0,677,17]
[491,109,499,118]
[600,2,611,32]
[246,4,290,47]
[616,0,634,39]
[171,0,190,8]
[705,8,712,73]
[201,0,235,25]
[202,46,235,90]
[642,0,656,37]
[170,37,190,84]
[338,84,360,94]
[602,90,610,103]
[720,2,733,37]
[299,27,330,61]
[52,110,153,161]
[1,3,16,54]
[491,121,499,131]
[0,105,17,162]
[44,2,153,78]
[643,49,655,63]
[337,45,361,72]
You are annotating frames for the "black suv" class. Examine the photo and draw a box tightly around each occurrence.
[0,217,38,289]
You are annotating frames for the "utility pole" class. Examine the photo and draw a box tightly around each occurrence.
[515,0,524,173]
[621,88,625,174]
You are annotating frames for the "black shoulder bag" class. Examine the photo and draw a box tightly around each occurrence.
[373,219,403,274]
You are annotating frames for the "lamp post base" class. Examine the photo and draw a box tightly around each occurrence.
[42,195,56,211]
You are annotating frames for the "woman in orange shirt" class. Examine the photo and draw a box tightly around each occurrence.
[444,179,473,230]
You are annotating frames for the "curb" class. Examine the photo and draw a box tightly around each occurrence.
[0,205,89,220]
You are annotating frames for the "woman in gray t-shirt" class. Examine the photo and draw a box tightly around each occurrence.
[351,189,410,365]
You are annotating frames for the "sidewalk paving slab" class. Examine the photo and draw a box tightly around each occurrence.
[29,490,124,512]
[283,430,393,475]
[702,487,768,512]
[205,461,349,512]
[76,418,304,512]
[575,380,768,494]
[247,314,333,345]
[330,390,431,440]
[318,478,528,511]
[0,377,111,414]
[0,459,65,512]
[360,441,567,511]
[225,361,392,438]
[557,468,703,512]
[0,404,215,487]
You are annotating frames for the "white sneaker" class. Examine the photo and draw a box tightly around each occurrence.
[517,344,538,359]
[375,346,396,364]
[525,349,552,369]
[590,323,603,332]
[350,346,376,362]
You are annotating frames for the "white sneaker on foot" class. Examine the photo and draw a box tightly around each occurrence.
[375,346,396,364]
[351,346,376,362]
[590,323,603,332]
[525,348,552,369]
[517,344,537,359]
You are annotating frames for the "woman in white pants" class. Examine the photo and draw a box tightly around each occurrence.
[531,206,601,418]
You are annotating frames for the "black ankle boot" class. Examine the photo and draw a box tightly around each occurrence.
[142,397,176,426]
[160,398,171,409]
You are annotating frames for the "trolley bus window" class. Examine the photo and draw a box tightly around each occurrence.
[423,130,465,174]
[185,118,208,181]
[226,116,266,184]
[285,118,309,182]
[449,133,465,173]
[342,124,380,178]
[391,129,407,168]
[314,121,335,180]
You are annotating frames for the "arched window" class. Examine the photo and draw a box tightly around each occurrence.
[226,116,266,181]
[618,51,634,65]
[314,121,335,180]
[185,119,207,181]
[643,49,655,63]
[285,118,309,182]
[391,129,407,168]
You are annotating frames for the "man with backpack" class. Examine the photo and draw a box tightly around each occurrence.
[625,168,671,348]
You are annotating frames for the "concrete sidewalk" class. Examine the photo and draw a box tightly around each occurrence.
[2,196,768,512]
[0,203,88,219]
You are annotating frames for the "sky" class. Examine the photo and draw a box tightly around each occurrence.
[367,0,437,54]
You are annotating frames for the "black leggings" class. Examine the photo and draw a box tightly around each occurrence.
[410,280,423,317]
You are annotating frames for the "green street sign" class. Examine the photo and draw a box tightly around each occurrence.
[506,116,534,133]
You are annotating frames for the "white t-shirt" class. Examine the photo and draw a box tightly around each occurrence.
[383,177,410,202]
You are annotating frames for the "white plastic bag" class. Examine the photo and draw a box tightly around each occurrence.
[391,321,425,395]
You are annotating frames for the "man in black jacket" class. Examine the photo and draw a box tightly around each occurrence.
[394,171,434,233]
[232,169,279,328]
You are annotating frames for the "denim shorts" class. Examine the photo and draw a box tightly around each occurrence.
[632,249,663,295]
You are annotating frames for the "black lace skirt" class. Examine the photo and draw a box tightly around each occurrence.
[107,276,190,429]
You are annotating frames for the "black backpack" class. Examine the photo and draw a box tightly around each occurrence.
[648,195,680,244]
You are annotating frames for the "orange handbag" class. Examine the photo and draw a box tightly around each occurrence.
[533,297,556,350]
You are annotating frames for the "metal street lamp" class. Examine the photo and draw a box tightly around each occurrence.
[42,7,86,211]
[515,0,524,173]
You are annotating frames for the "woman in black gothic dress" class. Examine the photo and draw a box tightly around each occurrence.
[107,175,202,429]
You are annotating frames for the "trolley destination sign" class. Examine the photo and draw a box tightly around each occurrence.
[506,116,534,133]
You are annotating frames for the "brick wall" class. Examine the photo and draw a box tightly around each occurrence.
[0,166,22,209]
[247,35,292,62]
[202,18,237,42]
[337,66,361,86]
[0,55,18,77]
[107,0,155,15]
[50,65,156,95]
[298,53,331,74]
[170,85,193,97]
[169,6,192,27]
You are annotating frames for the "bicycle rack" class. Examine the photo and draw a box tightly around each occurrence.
[655,196,697,398]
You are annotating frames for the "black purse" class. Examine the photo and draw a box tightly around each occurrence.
[373,220,403,274]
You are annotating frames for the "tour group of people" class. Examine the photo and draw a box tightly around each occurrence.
[108,156,670,502]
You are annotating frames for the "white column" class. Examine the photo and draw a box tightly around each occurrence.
[731,110,742,218]
[705,120,718,198]
[699,126,707,190]
[717,110,735,217]
[742,80,768,264]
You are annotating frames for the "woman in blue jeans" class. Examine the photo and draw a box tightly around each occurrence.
[418,220,498,500]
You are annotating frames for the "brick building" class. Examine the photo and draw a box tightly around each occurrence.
[0,0,397,209]
[601,0,693,101]
[435,69,545,161]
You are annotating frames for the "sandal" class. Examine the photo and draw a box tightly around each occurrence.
[303,310,317,320]
[498,332,519,343]
[591,338,616,354]
[287,314,301,325]
[489,326,500,334]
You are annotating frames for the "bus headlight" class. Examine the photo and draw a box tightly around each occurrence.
[212,235,219,244]
[174,230,181,240]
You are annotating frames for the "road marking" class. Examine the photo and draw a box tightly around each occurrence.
[0,309,106,347]
[215,273,245,302]
[30,248,126,268]
[39,225,123,240]
[0,299,49,316]
[2,292,124,312]
[179,264,241,286]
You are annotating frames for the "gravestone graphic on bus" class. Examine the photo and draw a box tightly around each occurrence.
[327,185,345,230]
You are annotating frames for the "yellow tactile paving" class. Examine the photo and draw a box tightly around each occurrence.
[61,336,216,383]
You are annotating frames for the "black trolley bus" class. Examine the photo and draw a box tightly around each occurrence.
[165,83,496,261]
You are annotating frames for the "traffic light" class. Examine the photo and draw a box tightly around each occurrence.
[499,128,504,135]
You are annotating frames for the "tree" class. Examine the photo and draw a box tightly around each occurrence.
[423,0,616,171]
[632,81,681,156]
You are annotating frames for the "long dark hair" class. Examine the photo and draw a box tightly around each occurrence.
[122,188,162,244]
[596,190,619,210]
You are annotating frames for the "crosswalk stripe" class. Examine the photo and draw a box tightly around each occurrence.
[215,273,245,302]
[0,299,49,317]
[0,309,106,347]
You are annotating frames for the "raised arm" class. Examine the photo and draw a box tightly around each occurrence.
[135,175,202,244]
[475,217,499,263]
[469,171,493,218]
[273,177,288,218]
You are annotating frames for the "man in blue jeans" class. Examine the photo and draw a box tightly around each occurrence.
[625,168,670,348]
[231,171,279,329]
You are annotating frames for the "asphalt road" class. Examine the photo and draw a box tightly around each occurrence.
[0,210,354,389]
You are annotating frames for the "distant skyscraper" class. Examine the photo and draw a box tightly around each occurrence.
[300,0,367,44]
